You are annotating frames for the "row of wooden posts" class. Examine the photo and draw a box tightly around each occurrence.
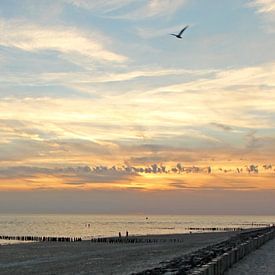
[185,227,244,231]
[191,226,275,275]
[0,234,186,244]
[0,227,246,244]
[91,237,185,244]
[0,235,82,242]
[1,226,272,244]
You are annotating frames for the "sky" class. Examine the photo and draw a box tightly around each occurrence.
[0,0,275,214]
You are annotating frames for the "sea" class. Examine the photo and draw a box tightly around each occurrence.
[1,214,275,245]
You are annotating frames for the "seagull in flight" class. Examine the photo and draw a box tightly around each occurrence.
[170,25,189,39]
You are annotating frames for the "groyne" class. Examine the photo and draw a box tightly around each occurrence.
[185,227,243,232]
[91,236,186,244]
[134,226,275,275]
[191,226,275,275]
[0,235,82,242]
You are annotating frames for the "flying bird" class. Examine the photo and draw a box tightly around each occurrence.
[170,25,189,39]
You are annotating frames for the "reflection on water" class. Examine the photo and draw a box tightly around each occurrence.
[1,214,275,244]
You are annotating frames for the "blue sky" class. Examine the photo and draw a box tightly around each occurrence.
[1,0,275,213]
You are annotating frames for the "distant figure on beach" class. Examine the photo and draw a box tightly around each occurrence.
[119,232,121,238]
[146,217,148,220]
[126,231,128,237]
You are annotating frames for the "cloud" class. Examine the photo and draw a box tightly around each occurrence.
[211,123,233,131]
[248,0,275,28]
[151,62,275,94]
[129,153,199,164]
[0,119,119,163]
[0,138,116,164]
[1,71,275,164]
[134,0,187,18]
[144,62,275,128]
[0,165,137,185]
[64,0,136,12]
[0,139,58,162]
[249,0,275,14]
[65,0,187,19]
[0,68,213,87]
[1,162,274,191]
[167,179,187,189]
[1,59,275,167]
[0,18,127,64]
[245,131,275,153]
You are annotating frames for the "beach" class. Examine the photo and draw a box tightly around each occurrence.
[0,231,237,275]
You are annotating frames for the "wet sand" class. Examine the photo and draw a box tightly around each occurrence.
[226,237,275,275]
[0,231,238,275]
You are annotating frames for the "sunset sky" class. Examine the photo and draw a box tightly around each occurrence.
[1,0,275,214]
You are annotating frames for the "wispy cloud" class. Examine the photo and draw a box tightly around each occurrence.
[151,62,275,94]
[211,123,233,132]
[65,0,188,19]
[248,0,275,29]
[64,0,136,12]
[0,68,215,87]
[0,18,127,64]
[132,0,187,18]
[1,63,275,157]
[249,0,275,14]
[143,62,275,128]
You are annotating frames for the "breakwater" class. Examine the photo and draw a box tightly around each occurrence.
[0,235,188,244]
[185,227,243,232]
[0,235,82,242]
[191,226,275,275]
[0,235,192,244]
[91,236,185,244]
[133,226,275,275]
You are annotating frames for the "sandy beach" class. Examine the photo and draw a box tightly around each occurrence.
[0,231,238,275]
[226,237,275,275]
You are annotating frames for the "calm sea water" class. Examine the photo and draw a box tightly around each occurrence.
[1,214,275,244]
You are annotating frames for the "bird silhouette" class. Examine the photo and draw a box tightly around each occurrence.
[170,25,189,39]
